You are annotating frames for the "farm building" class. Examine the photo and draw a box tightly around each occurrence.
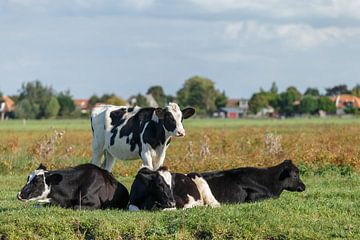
[74,99,90,114]
[331,94,360,115]
[213,98,249,118]
[0,96,15,120]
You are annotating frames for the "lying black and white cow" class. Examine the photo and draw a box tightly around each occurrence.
[17,164,129,209]
[128,166,219,211]
[91,103,195,172]
[201,160,306,204]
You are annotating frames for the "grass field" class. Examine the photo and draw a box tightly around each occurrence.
[1,118,360,239]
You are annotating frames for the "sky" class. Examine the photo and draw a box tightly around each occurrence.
[1,0,360,99]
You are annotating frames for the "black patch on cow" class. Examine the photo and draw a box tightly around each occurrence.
[172,173,201,208]
[90,117,94,134]
[128,107,134,112]
[119,108,156,154]
[163,112,176,132]
[109,108,127,146]
[142,120,166,150]
[166,138,171,146]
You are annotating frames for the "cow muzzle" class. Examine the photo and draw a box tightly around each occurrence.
[176,131,185,137]
[297,183,306,192]
[17,192,27,202]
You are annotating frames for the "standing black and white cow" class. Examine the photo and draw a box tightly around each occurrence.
[91,103,195,172]
[17,164,129,209]
[128,166,219,211]
[200,160,306,204]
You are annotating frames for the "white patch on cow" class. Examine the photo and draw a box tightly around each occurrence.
[128,204,140,211]
[183,194,203,209]
[191,176,220,208]
[159,169,172,189]
[162,207,176,211]
[166,102,185,136]
[24,170,52,203]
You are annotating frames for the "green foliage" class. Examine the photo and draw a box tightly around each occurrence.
[286,86,302,101]
[299,96,318,114]
[17,80,55,119]
[318,96,336,113]
[15,99,40,119]
[177,76,226,115]
[89,93,127,107]
[147,85,167,107]
[248,92,270,114]
[57,91,75,117]
[45,97,60,118]
[105,95,127,106]
[304,87,320,97]
[134,94,150,107]
[325,84,351,96]
[352,84,360,97]
[270,82,278,94]
[215,90,228,108]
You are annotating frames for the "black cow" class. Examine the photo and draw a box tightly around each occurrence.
[128,166,219,211]
[91,103,195,171]
[17,164,129,209]
[201,160,306,204]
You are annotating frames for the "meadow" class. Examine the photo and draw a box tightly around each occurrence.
[1,118,360,239]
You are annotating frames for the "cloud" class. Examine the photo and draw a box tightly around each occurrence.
[224,21,360,48]
[189,0,360,19]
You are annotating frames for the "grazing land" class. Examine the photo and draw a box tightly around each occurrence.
[1,118,360,239]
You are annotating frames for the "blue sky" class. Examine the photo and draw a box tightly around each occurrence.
[1,0,360,99]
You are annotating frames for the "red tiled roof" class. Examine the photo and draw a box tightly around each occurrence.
[331,95,360,108]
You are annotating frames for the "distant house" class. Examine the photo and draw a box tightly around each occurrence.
[0,96,15,120]
[256,106,275,118]
[331,94,360,115]
[74,99,90,114]
[213,98,249,118]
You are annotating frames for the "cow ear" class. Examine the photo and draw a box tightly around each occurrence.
[182,107,195,119]
[283,159,293,165]
[155,108,165,119]
[279,168,291,181]
[45,174,62,186]
[37,164,47,171]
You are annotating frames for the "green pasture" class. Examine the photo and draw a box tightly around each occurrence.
[1,173,359,240]
[0,117,360,131]
[1,118,360,239]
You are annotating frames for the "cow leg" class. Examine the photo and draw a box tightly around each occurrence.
[92,139,104,167]
[103,151,116,172]
[191,176,220,208]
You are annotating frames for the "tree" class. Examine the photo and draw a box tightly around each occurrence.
[45,97,60,118]
[17,80,55,119]
[248,93,270,114]
[299,96,318,114]
[286,86,302,101]
[325,84,350,96]
[177,76,223,115]
[15,99,39,119]
[57,91,75,117]
[215,91,228,109]
[105,95,127,106]
[134,94,149,107]
[147,86,167,107]
[318,96,336,114]
[304,88,320,97]
[352,84,360,97]
[270,82,278,94]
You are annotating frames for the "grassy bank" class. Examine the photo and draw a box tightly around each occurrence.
[1,173,359,240]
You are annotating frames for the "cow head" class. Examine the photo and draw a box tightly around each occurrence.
[131,166,175,210]
[17,164,62,203]
[278,160,306,192]
[155,102,195,137]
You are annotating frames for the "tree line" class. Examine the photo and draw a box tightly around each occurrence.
[1,77,359,119]
[248,83,360,116]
